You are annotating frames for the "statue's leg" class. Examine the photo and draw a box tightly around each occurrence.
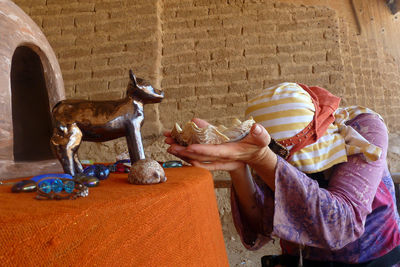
[73,151,84,174]
[66,124,83,177]
[125,117,146,164]
[50,124,80,176]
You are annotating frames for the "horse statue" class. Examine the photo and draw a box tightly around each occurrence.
[51,70,165,183]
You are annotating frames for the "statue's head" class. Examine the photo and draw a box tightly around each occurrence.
[126,70,164,104]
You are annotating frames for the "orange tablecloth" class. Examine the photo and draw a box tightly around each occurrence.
[0,167,229,266]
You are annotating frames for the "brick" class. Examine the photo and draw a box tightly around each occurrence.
[75,34,108,46]
[163,20,195,31]
[161,76,179,88]
[61,25,94,35]
[130,16,159,29]
[292,31,324,42]
[230,80,263,94]
[126,40,158,52]
[124,4,157,16]
[30,6,61,16]
[211,95,246,106]
[180,72,211,85]
[59,47,91,58]
[207,27,242,37]
[109,77,129,90]
[62,70,91,81]
[195,85,228,96]
[176,7,209,19]
[248,66,279,80]
[226,36,259,49]
[291,9,317,21]
[95,22,127,33]
[95,1,125,10]
[229,57,261,68]
[46,0,76,4]
[222,16,249,27]
[43,15,75,28]
[61,3,95,13]
[258,9,292,22]
[208,6,242,15]
[108,55,140,67]
[92,44,125,55]
[242,23,275,34]
[315,8,336,18]
[196,17,222,27]
[110,29,158,42]
[93,68,125,79]
[162,51,209,65]
[164,2,193,9]
[212,69,246,83]
[178,97,212,110]
[76,80,108,95]
[58,60,76,72]
[280,64,311,75]
[211,48,240,60]
[74,12,109,27]
[326,50,341,61]
[261,55,284,65]
[260,33,291,44]
[47,35,76,49]
[293,52,325,64]
[244,45,275,56]
[175,30,208,40]
[312,63,343,73]
[194,39,225,50]
[89,90,125,101]
[75,58,109,70]
[164,86,195,99]
[277,43,311,53]
[162,40,195,55]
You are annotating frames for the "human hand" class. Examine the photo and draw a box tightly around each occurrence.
[164,118,275,172]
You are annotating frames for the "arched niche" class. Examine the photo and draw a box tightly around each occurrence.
[0,0,65,178]
[11,46,54,162]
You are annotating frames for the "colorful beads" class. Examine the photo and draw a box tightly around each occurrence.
[39,180,52,194]
[64,180,75,193]
[52,179,64,193]
[162,160,183,168]
[38,179,75,194]
[83,165,110,180]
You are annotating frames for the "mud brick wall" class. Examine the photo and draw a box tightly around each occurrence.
[14,0,400,163]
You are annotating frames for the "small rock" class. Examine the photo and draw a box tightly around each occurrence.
[128,158,167,185]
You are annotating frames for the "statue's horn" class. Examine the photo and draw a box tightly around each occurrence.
[129,69,137,86]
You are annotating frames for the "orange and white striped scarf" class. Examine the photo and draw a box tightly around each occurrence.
[246,82,383,173]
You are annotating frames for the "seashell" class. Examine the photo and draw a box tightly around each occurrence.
[171,117,255,146]
[128,158,167,185]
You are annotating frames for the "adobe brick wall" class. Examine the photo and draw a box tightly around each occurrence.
[13,0,400,161]
[12,0,400,265]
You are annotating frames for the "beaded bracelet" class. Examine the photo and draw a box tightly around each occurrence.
[36,177,89,200]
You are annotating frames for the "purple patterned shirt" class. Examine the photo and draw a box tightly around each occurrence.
[231,114,400,264]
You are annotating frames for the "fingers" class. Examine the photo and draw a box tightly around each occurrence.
[191,118,209,128]
[164,136,176,145]
[191,160,244,172]
[185,143,243,161]
[242,124,270,147]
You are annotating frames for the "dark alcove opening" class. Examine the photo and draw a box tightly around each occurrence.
[11,46,55,161]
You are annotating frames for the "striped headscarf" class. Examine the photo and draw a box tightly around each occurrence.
[245,82,383,173]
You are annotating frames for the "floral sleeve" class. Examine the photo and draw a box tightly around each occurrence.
[231,114,389,250]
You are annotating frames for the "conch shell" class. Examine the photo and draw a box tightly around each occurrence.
[171,117,255,146]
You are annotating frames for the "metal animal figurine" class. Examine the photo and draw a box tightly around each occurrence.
[51,70,164,178]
